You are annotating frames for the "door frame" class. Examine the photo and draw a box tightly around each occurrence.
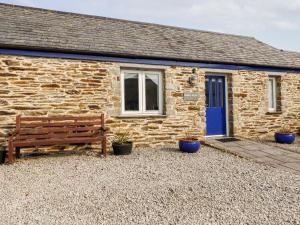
[205,74,229,137]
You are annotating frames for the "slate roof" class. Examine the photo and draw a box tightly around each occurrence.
[285,51,300,61]
[0,3,300,69]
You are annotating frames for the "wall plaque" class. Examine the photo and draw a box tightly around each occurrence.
[184,92,199,101]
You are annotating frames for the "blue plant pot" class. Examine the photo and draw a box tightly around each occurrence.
[274,133,296,144]
[179,140,201,153]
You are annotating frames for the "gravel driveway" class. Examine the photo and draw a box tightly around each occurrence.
[0,146,299,225]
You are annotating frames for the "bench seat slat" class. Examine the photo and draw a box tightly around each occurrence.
[14,137,102,147]
[15,131,99,140]
[20,121,102,127]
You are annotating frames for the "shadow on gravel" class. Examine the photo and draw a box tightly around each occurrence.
[16,150,98,162]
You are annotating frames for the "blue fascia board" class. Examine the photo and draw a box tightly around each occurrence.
[1,48,300,73]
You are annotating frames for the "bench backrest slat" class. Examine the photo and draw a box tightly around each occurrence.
[20,121,102,128]
[20,116,101,121]
[14,115,105,140]
[18,125,100,135]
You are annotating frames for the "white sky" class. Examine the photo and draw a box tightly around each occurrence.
[1,0,300,51]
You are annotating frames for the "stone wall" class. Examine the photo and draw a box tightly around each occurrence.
[0,55,299,152]
[0,55,205,151]
[231,70,300,138]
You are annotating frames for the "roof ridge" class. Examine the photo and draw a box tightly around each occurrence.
[251,38,282,51]
[0,2,254,39]
[284,50,300,54]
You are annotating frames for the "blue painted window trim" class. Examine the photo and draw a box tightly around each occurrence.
[1,48,300,73]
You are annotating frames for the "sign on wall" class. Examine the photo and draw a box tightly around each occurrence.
[184,92,199,101]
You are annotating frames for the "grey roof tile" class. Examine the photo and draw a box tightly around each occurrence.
[0,3,300,69]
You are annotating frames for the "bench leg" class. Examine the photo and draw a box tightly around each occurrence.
[16,147,21,159]
[8,139,14,164]
[102,136,107,157]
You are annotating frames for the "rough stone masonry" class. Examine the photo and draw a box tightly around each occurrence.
[0,55,299,151]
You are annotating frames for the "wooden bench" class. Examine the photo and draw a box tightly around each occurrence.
[8,114,107,164]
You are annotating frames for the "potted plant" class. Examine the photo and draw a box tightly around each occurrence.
[179,132,201,153]
[274,127,296,144]
[112,132,133,155]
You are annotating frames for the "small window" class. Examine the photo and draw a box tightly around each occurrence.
[121,70,163,115]
[268,77,277,112]
[218,79,223,107]
[205,78,210,107]
[124,73,139,111]
[211,78,217,107]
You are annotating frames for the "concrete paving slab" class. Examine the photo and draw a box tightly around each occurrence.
[285,152,300,160]
[205,137,300,174]
[260,148,289,156]
[254,157,284,166]
[281,162,300,172]
[271,164,300,175]
[245,150,272,158]
[236,151,258,159]
[226,146,247,153]
[239,145,264,151]
[268,154,300,163]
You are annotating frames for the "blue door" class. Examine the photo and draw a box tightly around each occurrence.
[205,76,226,136]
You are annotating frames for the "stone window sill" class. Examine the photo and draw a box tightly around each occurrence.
[266,111,282,115]
[115,114,167,118]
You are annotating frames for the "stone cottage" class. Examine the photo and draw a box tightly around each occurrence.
[0,3,300,150]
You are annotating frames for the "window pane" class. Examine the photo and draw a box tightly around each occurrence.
[124,73,139,111]
[205,78,210,107]
[218,79,223,107]
[268,78,275,110]
[212,79,216,107]
[145,74,159,111]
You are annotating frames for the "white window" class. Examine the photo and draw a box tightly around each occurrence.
[268,77,277,112]
[121,70,163,115]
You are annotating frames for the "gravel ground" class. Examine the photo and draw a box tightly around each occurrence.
[0,146,299,225]
[260,135,300,154]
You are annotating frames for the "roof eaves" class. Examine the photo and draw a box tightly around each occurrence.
[2,43,300,71]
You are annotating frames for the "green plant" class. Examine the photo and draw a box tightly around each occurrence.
[113,131,131,144]
[277,126,293,134]
[180,131,199,141]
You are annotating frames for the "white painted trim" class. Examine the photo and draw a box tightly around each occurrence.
[205,73,230,137]
[142,72,164,115]
[121,69,163,115]
[225,76,229,136]
[120,70,142,115]
[268,77,277,112]
[119,63,169,70]
[202,68,237,74]
[117,114,167,118]
[267,72,286,76]
[139,72,143,113]
[206,135,226,138]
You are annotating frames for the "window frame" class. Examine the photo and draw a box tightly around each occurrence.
[121,69,163,115]
[268,77,277,112]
